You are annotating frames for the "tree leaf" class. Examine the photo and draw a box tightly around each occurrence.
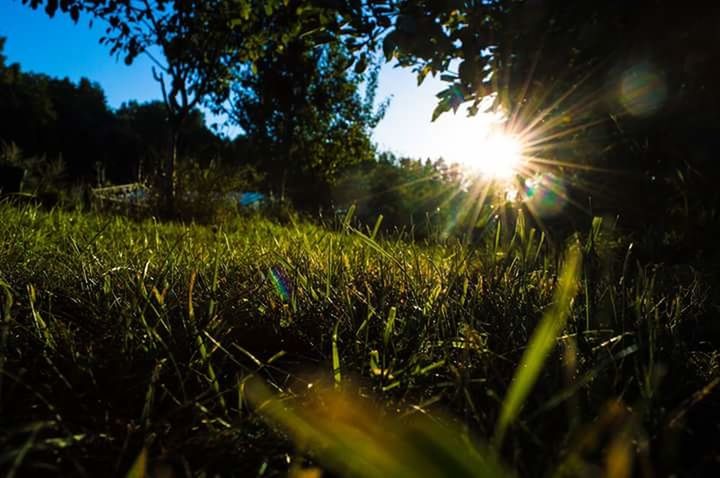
[354,53,368,74]
[417,65,431,86]
[431,100,450,122]
[44,0,58,17]
[382,31,398,61]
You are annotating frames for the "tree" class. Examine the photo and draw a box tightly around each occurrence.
[1,38,117,183]
[0,37,57,157]
[332,152,481,239]
[112,100,226,183]
[22,0,258,214]
[380,2,719,118]
[226,34,387,209]
[1,38,229,187]
[21,0,387,216]
[44,76,115,180]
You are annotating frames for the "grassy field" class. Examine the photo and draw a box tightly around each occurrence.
[0,203,718,477]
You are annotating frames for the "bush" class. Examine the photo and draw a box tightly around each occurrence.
[173,158,263,223]
[0,142,26,194]
[0,142,74,208]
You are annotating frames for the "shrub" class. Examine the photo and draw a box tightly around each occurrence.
[173,158,263,223]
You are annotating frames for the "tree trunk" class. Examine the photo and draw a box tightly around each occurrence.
[163,126,179,219]
[280,169,288,202]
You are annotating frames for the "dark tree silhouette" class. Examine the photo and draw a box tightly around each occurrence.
[21,1,250,214]
[227,37,386,209]
[1,39,113,183]
[20,0,387,215]
[1,37,227,190]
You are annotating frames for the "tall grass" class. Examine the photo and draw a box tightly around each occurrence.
[0,202,716,476]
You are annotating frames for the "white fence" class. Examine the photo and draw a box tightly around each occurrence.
[90,183,150,215]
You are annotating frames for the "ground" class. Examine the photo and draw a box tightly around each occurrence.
[0,203,718,477]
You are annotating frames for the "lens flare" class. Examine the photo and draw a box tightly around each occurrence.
[523,174,567,217]
[619,63,667,117]
[505,187,519,202]
[269,266,291,301]
[425,47,621,238]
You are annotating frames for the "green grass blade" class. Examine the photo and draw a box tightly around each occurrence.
[125,448,147,478]
[383,306,397,351]
[494,243,582,446]
[371,214,384,240]
[342,204,356,230]
[332,320,342,389]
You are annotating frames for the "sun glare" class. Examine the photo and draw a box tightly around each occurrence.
[430,112,525,181]
[472,133,523,179]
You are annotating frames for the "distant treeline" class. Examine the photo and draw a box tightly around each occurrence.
[0,35,383,205]
[0,37,237,185]
[0,36,483,237]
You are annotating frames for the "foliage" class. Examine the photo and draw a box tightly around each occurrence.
[330,152,523,242]
[0,38,233,188]
[333,153,463,238]
[20,0,720,234]
[377,1,720,250]
[0,143,26,194]
[113,101,228,182]
[19,0,387,215]
[379,2,719,120]
[228,39,386,210]
[0,142,72,207]
[1,32,384,218]
[173,159,263,223]
[20,0,231,213]
[0,204,717,476]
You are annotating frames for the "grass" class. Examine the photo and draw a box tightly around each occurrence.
[0,202,718,477]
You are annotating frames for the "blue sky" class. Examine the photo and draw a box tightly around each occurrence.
[0,0,493,162]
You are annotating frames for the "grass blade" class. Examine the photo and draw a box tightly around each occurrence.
[494,242,582,446]
[125,448,147,478]
[332,320,342,390]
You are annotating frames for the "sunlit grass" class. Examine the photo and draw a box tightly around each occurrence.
[0,203,714,476]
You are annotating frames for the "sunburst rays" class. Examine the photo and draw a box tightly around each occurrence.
[433,47,624,241]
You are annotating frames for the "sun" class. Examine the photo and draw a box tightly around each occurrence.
[452,127,525,180]
[429,112,525,181]
[472,133,523,179]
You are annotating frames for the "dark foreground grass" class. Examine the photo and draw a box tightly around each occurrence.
[0,203,718,477]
